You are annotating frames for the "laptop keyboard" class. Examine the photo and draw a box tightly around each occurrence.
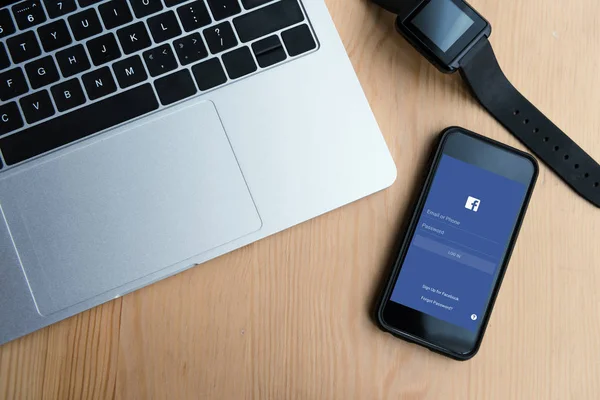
[0,0,317,168]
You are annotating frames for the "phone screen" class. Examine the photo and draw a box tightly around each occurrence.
[390,153,527,330]
[381,129,537,357]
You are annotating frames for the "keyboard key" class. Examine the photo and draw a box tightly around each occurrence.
[129,0,163,18]
[233,0,303,43]
[117,22,152,54]
[82,66,117,99]
[241,0,272,9]
[44,0,77,19]
[142,44,177,77]
[191,57,226,91]
[222,46,256,79]
[7,31,42,64]
[99,0,133,30]
[0,43,10,70]
[37,19,72,52]
[78,0,103,7]
[112,55,147,88]
[147,11,182,43]
[177,1,211,32]
[0,68,28,101]
[203,22,237,54]
[68,8,103,41]
[87,33,121,66]
[0,102,24,136]
[174,33,207,65]
[282,24,315,56]
[164,0,187,7]
[56,44,91,77]
[154,69,197,105]
[12,0,47,30]
[25,56,60,89]
[252,34,285,68]
[207,0,240,20]
[0,84,159,165]
[0,9,17,39]
[51,78,86,111]
[19,89,55,123]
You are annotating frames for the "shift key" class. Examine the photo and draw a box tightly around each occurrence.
[233,0,304,43]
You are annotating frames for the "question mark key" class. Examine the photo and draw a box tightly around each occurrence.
[203,21,238,54]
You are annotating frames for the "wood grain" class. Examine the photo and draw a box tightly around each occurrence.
[2,0,600,398]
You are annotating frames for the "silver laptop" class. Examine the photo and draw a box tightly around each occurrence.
[0,0,396,345]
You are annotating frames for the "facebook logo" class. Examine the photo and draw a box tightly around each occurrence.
[465,196,481,212]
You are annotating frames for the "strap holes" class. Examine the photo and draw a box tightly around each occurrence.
[533,128,539,133]
[543,137,550,142]
[594,182,599,188]
[523,119,529,124]
[574,164,580,169]
[564,154,570,160]
[584,173,590,178]
[513,110,520,116]
[553,146,559,151]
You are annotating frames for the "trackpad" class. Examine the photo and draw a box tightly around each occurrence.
[0,101,261,316]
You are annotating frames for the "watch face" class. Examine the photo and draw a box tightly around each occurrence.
[400,0,489,70]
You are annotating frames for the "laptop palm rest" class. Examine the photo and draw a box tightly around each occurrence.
[0,101,262,316]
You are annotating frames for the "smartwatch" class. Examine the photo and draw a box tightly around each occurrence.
[372,0,600,208]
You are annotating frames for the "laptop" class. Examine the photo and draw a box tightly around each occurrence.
[0,0,396,345]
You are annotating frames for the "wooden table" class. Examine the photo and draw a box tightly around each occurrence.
[2,0,600,398]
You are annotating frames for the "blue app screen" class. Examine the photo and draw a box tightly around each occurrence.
[390,154,527,331]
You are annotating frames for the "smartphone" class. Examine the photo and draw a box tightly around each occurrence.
[376,127,538,360]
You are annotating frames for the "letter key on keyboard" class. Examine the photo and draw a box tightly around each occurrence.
[25,55,60,89]
[112,55,147,88]
[56,44,91,77]
[87,33,121,65]
[0,68,29,101]
[147,11,182,43]
[7,31,42,64]
[129,0,163,18]
[19,89,55,123]
[68,8,103,40]
[98,0,133,29]
[82,66,118,100]
[51,77,86,111]
[117,21,152,54]
[37,19,72,52]
[0,102,24,135]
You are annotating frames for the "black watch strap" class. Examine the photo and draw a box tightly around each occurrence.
[371,0,421,17]
[459,37,600,207]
